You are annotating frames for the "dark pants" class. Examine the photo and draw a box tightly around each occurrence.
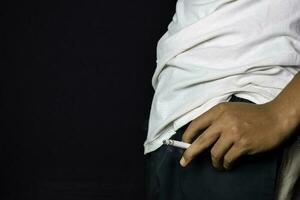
[145,94,284,200]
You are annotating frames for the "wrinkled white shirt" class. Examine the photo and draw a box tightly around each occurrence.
[144,1,300,198]
[144,0,300,153]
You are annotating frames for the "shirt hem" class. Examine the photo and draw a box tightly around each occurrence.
[143,127,176,155]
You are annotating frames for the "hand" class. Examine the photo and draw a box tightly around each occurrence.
[179,100,297,170]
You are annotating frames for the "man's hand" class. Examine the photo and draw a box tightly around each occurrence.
[179,100,299,170]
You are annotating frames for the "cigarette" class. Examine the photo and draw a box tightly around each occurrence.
[163,139,191,149]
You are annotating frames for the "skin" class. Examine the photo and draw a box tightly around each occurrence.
[180,71,300,170]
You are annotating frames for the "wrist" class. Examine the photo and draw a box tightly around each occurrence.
[267,98,300,139]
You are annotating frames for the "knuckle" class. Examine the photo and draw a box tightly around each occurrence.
[181,126,194,142]
[182,133,189,142]
[231,132,242,142]
[230,125,239,134]
[183,152,194,162]
[210,151,219,162]
[223,157,232,167]
[237,138,250,150]
[210,149,217,159]
[220,111,239,123]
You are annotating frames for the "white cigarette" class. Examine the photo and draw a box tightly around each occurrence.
[163,139,191,149]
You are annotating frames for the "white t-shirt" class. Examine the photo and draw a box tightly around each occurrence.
[144,0,300,155]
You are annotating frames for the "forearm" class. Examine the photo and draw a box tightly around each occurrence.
[270,71,300,136]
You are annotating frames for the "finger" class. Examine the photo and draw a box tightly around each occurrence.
[180,123,221,167]
[223,144,248,170]
[210,136,234,170]
[182,103,226,143]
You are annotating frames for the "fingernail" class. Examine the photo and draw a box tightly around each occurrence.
[180,157,186,167]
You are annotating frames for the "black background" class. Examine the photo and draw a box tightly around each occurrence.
[1,1,176,199]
